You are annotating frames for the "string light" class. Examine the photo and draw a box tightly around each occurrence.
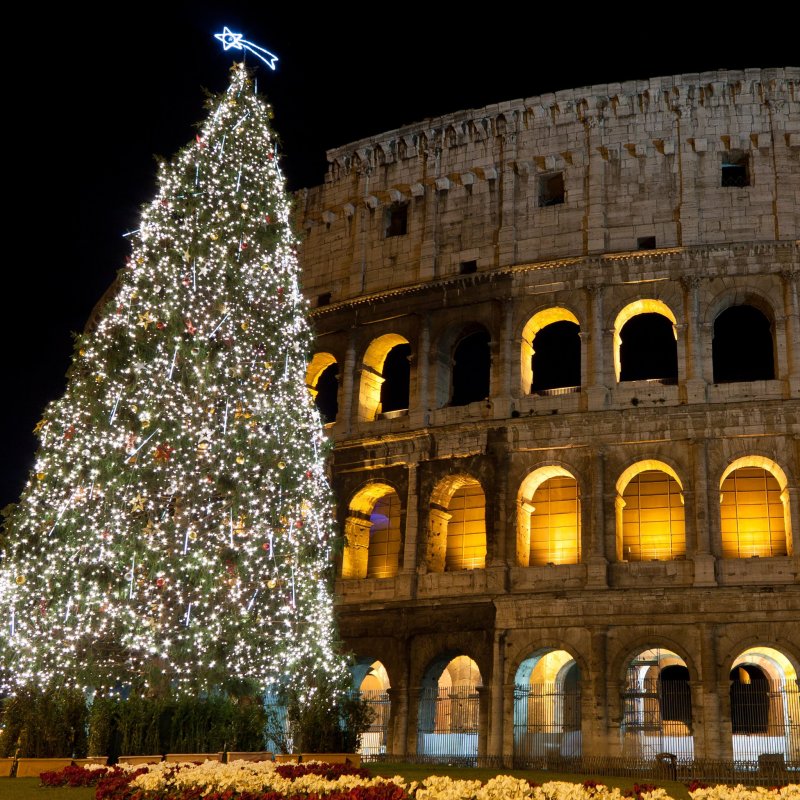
[0,64,346,698]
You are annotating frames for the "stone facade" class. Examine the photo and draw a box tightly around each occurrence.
[297,68,800,763]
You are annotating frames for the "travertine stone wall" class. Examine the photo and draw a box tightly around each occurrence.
[299,68,799,305]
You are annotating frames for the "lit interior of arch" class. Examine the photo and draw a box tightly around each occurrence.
[359,660,392,692]
[520,307,580,394]
[358,333,410,421]
[613,299,677,382]
[732,646,797,683]
[616,461,685,562]
[517,466,580,567]
[305,351,337,397]
[720,456,789,559]
[427,476,487,572]
[342,483,401,579]
[432,656,482,734]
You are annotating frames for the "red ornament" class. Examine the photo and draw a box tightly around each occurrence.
[267,152,274,161]
[240,241,249,250]
[63,425,76,441]
[101,530,111,540]
[262,542,270,551]
[153,443,174,462]
[294,520,303,529]
[156,321,166,330]
[305,470,312,479]
[195,134,207,149]
[156,577,165,588]
[185,319,197,335]
[117,305,124,314]
[265,214,271,224]
[160,199,169,207]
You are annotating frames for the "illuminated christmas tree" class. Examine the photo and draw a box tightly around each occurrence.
[0,63,345,698]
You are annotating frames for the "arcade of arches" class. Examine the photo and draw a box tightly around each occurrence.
[348,644,799,763]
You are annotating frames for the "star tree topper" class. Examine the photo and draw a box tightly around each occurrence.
[214,27,279,70]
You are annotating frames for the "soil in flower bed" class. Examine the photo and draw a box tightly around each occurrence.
[0,778,94,800]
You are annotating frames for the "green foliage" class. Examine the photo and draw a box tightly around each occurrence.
[0,686,88,758]
[87,691,266,758]
[283,675,373,754]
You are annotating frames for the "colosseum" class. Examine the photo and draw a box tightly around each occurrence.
[296,67,800,772]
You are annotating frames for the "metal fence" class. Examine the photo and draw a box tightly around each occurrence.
[620,668,694,762]
[514,683,582,763]
[730,679,800,765]
[359,689,390,755]
[416,685,480,763]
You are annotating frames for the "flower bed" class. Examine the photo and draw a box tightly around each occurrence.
[36,761,799,800]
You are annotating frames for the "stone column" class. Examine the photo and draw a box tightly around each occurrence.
[681,275,706,403]
[691,438,717,586]
[785,484,800,557]
[410,318,430,427]
[586,284,609,410]
[587,447,608,588]
[488,630,505,759]
[401,463,420,598]
[495,299,515,418]
[475,685,489,760]
[699,623,727,760]
[781,270,800,395]
[405,686,420,756]
[339,334,357,434]
[585,628,611,756]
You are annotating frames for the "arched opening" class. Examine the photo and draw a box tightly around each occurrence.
[520,308,581,395]
[729,646,800,764]
[613,300,678,384]
[616,461,685,562]
[353,659,391,756]
[342,484,402,580]
[306,352,338,423]
[358,334,411,421]
[426,476,487,573]
[621,647,694,762]
[720,457,790,559]
[513,649,582,762]
[713,305,775,383]
[417,655,482,761]
[380,343,411,413]
[517,467,581,567]
[451,329,491,406]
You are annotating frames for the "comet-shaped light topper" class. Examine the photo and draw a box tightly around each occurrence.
[214,27,278,70]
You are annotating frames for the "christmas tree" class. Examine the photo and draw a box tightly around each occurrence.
[0,63,346,698]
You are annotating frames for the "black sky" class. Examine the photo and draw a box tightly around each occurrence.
[1,4,795,508]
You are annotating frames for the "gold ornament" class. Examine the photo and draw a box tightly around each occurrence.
[36,472,46,481]
[15,575,26,585]
[236,455,245,464]
[33,418,48,434]
[278,461,286,469]
[267,579,277,589]
[240,321,249,331]
[137,311,155,329]
[188,530,198,541]
[130,494,146,513]
[210,232,219,240]
[241,202,249,210]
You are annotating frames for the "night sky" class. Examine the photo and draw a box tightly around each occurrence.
[1,5,794,509]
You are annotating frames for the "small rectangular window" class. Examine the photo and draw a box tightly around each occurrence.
[637,236,657,250]
[538,172,565,207]
[385,202,408,237]
[317,292,331,307]
[721,151,750,187]
[460,260,477,275]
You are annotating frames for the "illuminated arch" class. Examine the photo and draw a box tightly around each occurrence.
[342,483,402,579]
[719,456,791,558]
[613,299,678,383]
[620,647,693,761]
[306,352,338,423]
[358,334,411,421]
[426,475,487,572]
[516,466,581,567]
[729,646,799,763]
[352,659,392,756]
[513,647,582,759]
[417,655,482,754]
[616,460,685,562]
[520,308,581,394]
